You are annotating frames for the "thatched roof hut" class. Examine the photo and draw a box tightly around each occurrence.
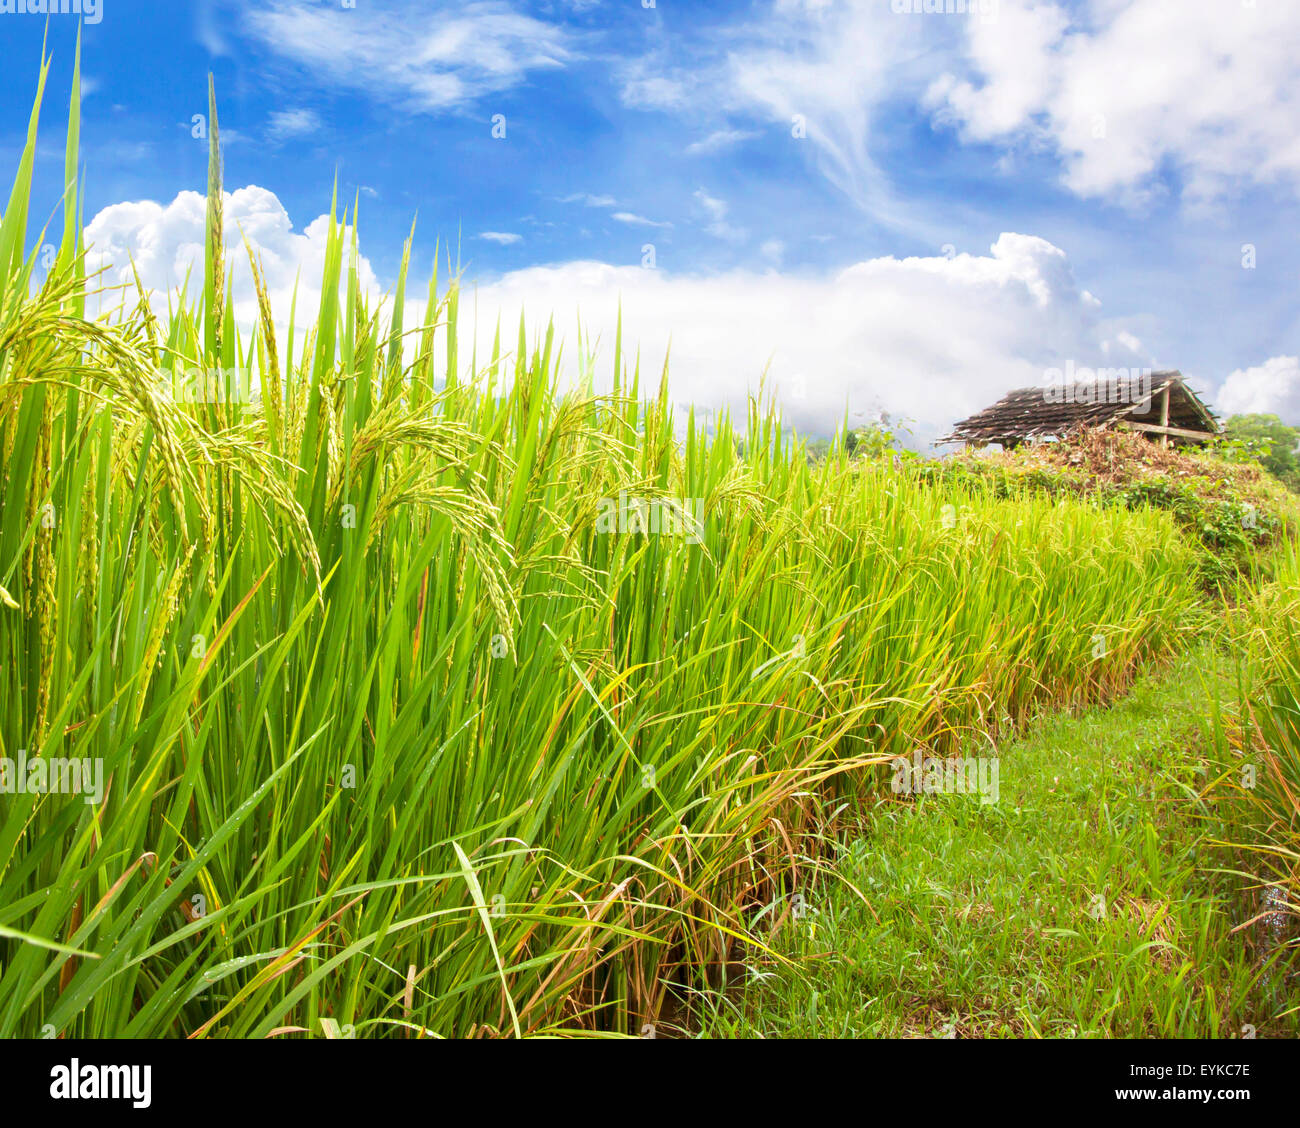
[940,370,1218,450]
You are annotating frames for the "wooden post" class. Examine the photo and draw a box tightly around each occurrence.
[1158,386,1170,449]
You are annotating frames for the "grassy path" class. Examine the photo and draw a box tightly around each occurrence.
[702,643,1294,1038]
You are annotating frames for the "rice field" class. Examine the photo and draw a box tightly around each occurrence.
[0,59,1212,1038]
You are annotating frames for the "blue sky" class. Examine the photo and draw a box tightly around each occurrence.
[2,0,1298,443]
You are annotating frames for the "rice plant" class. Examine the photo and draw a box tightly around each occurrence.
[0,57,1203,1037]
[1202,539,1300,1013]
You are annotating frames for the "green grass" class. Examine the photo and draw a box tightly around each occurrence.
[698,641,1298,1038]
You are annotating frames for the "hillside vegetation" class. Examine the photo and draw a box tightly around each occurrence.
[925,428,1300,587]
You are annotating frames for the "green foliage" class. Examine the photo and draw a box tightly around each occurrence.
[1105,478,1279,587]
[803,437,832,462]
[1219,414,1300,493]
[923,435,1295,591]
[844,414,910,459]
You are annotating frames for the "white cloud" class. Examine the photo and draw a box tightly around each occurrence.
[243,0,575,112]
[195,0,231,57]
[685,129,760,155]
[558,193,617,208]
[82,186,1160,445]
[478,231,523,245]
[928,0,1300,202]
[693,189,746,242]
[465,233,1150,444]
[617,56,698,111]
[84,186,381,349]
[611,212,673,229]
[716,1,930,231]
[266,108,322,143]
[1217,357,1300,424]
[611,2,960,238]
[616,0,1300,223]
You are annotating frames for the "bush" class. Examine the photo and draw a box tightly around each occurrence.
[1220,414,1300,493]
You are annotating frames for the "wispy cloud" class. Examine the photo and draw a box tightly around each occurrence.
[266,108,322,144]
[244,0,576,113]
[195,0,231,56]
[618,57,697,112]
[685,129,759,156]
[614,3,939,237]
[477,231,523,245]
[694,188,746,242]
[559,193,617,208]
[612,212,673,229]
[719,4,930,234]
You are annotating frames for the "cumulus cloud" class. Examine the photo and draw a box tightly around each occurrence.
[1216,357,1300,424]
[464,232,1152,445]
[83,185,1158,446]
[928,0,1300,202]
[84,185,381,343]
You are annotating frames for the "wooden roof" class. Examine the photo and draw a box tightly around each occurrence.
[939,371,1219,446]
